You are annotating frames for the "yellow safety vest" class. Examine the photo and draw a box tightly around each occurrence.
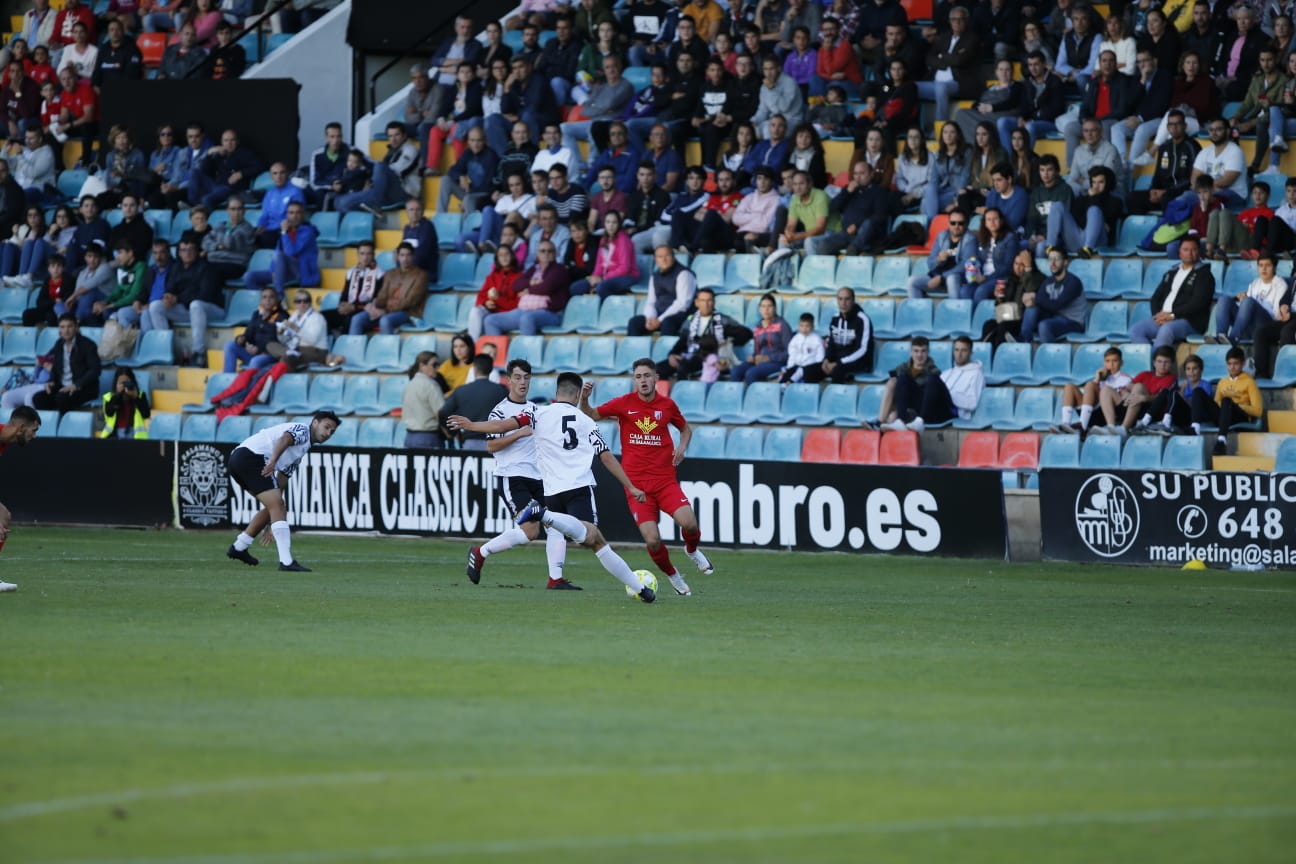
[99,392,149,439]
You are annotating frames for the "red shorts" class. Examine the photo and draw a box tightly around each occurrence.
[625,476,691,526]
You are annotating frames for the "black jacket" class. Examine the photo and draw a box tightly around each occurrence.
[441,379,508,442]
[50,334,101,395]
[1018,72,1066,123]
[1129,68,1174,123]
[168,259,224,308]
[1150,263,1215,334]
[1149,136,1201,196]
[624,186,671,233]
[1080,73,1139,122]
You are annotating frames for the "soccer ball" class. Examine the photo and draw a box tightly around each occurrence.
[626,569,658,599]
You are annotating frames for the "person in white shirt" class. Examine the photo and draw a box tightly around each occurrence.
[271,290,329,369]
[13,127,56,204]
[1189,119,1249,207]
[225,411,341,572]
[465,171,535,253]
[778,313,827,384]
[55,21,97,79]
[530,123,577,175]
[1056,346,1133,434]
[449,372,657,600]
[1264,176,1296,255]
[939,336,985,420]
[1216,252,1289,345]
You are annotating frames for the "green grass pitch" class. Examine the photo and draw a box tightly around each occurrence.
[2,526,1294,863]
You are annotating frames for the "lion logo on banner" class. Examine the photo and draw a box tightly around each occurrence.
[179,444,229,527]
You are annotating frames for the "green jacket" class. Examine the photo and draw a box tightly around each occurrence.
[102,260,151,310]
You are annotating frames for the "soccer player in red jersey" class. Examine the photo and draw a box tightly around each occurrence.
[579,357,713,595]
[0,406,42,592]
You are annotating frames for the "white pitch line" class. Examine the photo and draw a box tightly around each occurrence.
[20,805,1296,864]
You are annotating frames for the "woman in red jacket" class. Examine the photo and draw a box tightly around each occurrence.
[467,244,523,339]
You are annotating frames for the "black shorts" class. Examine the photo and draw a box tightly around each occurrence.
[498,475,546,517]
[229,447,277,497]
[546,485,597,525]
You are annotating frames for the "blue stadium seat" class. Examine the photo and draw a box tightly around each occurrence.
[780,383,822,424]
[724,381,781,424]
[858,384,885,423]
[833,256,874,295]
[143,207,171,239]
[249,374,313,415]
[57,169,88,203]
[358,418,397,449]
[1274,438,1296,473]
[0,288,29,323]
[1028,342,1072,384]
[1121,435,1164,469]
[226,248,275,287]
[181,413,217,442]
[971,299,996,335]
[310,212,341,247]
[724,426,764,459]
[1141,259,1177,298]
[414,294,463,332]
[892,298,934,338]
[872,256,910,295]
[763,427,804,461]
[1080,434,1123,468]
[714,293,744,321]
[704,381,745,421]
[363,334,405,373]
[308,374,348,414]
[336,211,375,247]
[330,334,369,371]
[689,424,727,456]
[1039,433,1081,468]
[320,291,341,312]
[793,255,837,294]
[580,338,618,375]
[1121,343,1151,372]
[506,335,545,368]
[528,375,558,404]
[35,325,59,357]
[0,326,37,365]
[595,294,637,334]
[438,252,478,290]
[631,254,654,293]
[815,384,861,424]
[1012,387,1055,430]
[252,416,283,434]
[691,253,726,288]
[780,296,819,329]
[545,295,600,334]
[1067,301,1128,342]
[1100,258,1142,299]
[538,336,584,373]
[1128,302,1154,339]
[721,254,761,293]
[119,329,175,368]
[953,386,1014,430]
[1101,214,1156,256]
[215,288,261,326]
[861,298,896,338]
[183,372,236,412]
[149,412,182,439]
[817,297,838,331]
[590,376,630,404]
[342,375,381,415]
[986,342,1032,385]
[377,376,405,413]
[651,337,673,363]
[926,298,973,337]
[1259,345,1296,388]
[1192,344,1230,381]
[1223,260,1258,298]
[671,380,712,421]
[597,418,622,455]
[432,213,461,249]
[216,415,252,443]
[1069,343,1113,383]
[927,340,951,371]
[863,340,911,384]
[611,336,653,373]
[56,411,93,438]
[622,65,652,91]
[1068,258,1102,296]
[322,421,358,447]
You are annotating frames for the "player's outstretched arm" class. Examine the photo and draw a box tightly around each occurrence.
[485,426,532,453]
[447,415,521,435]
[599,450,646,502]
[674,421,693,467]
[577,381,602,421]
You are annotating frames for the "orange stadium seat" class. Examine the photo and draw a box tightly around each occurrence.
[998,432,1040,470]
[879,430,920,466]
[801,428,841,463]
[840,429,879,464]
[957,431,999,468]
[900,0,934,21]
[475,335,509,367]
[137,33,166,67]
[907,214,948,255]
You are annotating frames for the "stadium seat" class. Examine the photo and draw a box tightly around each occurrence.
[252,416,283,434]
[475,335,508,365]
[861,298,896,340]
[506,335,545,368]
[724,426,764,459]
[1012,387,1055,430]
[431,213,462,249]
[1272,438,1296,473]
[1028,342,1072,385]
[986,342,1032,385]
[763,427,803,461]
[322,421,358,447]
[863,340,910,382]
[398,334,441,367]
[57,169,88,203]
[181,414,217,442]
[226,249,274,287]
[926,299,973,338]
[670,380,712,421]
[834,256,874,295]
[216,415,252,443]
[958,431,999,467]
[878,430,920,465]
[801,428,841,462]
[872,257,910,296]
[1067,300,1127,342]
[927,340,952,371]
[1258,345,1296,388]
[358,418,397,449]
[814,384,861,424]
[336,211,375,247]
[1102,214,1156,256]
[538,336,584,373]
[893,298,934,338]
[377,376,405,413]
[622,65,652,91]
[781,296,820,330]
[1069,343,1113,383]
[690,253,726,288]
[438,252,478,290]
[1224,260,1259,299]
[342,375,381,415]
[704,381,745,422]
[332,335,374,372]
[137,32,167,66]
[250,374,312,415]
[183,373,236,412]
[1068,258,1102,295]
[714,293,745,322]
[308,374,348,414]
[726,381,781,424]
[793,255,837,294]
[580,338,618,375]
[118,329,175,368]
[1121,343,1151,372]
[607,335,652,373]
[544,294,599,334]
[971,299,996,335]
[721,254,761,293]
[1039,433,1081,467]
[954,386,1015,430]
[1193,344,1230,381]
[816,297,838,331]
[779,383,821,424]
[590,376,630,404]
[689,424,727,456]
[595,294,637,334]
[1095,258,1141,299]
[907,213,948,255]
[651,337,673,363]
[0,326,37,364]
[528,375,557,404]
[35,325,59,357]
[1080,433,1123,468]
[215,289,261,327]
[310,212,341,247]
[841,428,880,463]
[55,411,93,438]
[149,412,182,439]
[1121,435,1164,469]
[597,418,622,455]
[1141,259,1177,297]
[631,254,654,293]
[858,384,885,423]
[998,432,1040,469]
[0,288,29,324]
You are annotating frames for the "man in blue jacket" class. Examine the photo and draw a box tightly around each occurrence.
[580,121,642,193]
[437,126,499,215]
[246,202,320,298]
[255,162,305,249]
[906,209,977,298]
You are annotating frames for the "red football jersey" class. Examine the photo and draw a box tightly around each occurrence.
[598,391,685,483]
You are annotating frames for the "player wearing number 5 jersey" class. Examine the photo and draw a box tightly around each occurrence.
[579,356,712,596]
[448,372,656,600]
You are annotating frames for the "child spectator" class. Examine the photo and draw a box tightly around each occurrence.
[809,84,851,141]
[779,312,826,385]
[1196,347,1263,455]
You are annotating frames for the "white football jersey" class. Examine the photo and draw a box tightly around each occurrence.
[488,397,540,479]
[237,422,313,477]
[525,401,608,496]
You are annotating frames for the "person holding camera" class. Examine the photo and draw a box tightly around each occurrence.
[99,367,150,439]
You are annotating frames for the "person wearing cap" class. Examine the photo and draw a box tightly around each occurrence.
[62,237,112,324]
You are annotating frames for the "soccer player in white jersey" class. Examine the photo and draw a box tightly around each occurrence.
[448,372,657,601]
[465,358,579,590]
[225,410,340,572]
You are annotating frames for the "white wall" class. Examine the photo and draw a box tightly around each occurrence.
[245,1,352,166]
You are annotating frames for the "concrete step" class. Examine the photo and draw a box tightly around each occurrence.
[1268,410,1296,434]
[175,367,217,391]
[375,229,402,249]
[1236,432,1292,458]
[153,389,204,413]
[1212,454,1275,472]
[321,269,346,291]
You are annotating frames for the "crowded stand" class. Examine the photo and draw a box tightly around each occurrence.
[4,0,1296,478]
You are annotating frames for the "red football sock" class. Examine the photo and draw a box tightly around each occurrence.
[682,528,701,554]
[647,543,675,577]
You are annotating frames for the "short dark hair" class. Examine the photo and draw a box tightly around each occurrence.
[9,405,39,427]
[556,371,584,396]
[1184,354,1204,370]
[1039,153,1060,171]
[798,313,815,325]
[1252,180,1272,196]
[396,241,416,255]
[506,358,532,376]
[696,286,715,299]
[472,354,494,376]
[1104,346,1123,360]
[1226,346,1247,363]
[1153,345,1176,362]
[58,312,77,326]
[912,336,930,348]
[954,335,973,349]
[990,162,1013,179]
[632,357,656,373]
[313,409,341,427]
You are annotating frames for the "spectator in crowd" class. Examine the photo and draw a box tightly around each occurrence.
[537,15,582,107]
[183,203,212,247]
[0,158,25,245]
[808,160,888,256]
[922,122,971,225]
[20,252,66,327]
[894,126,931,212]
[1216,252,1288,345]
[570,209,638,298]
[788,123,828,190]
[1130,236,1215,346]
[90,238,148,326]
[771,169,827,255]
[56,66,97,165]
[919,5,980,125]
[1067,117,1125,196]
[467,244,523,339]
[561,218,593,279]
[700,53,760,173]
[465,170,535,255]
[11,128,54,207]
[325,239,382,334]
[305,122,347,208]
[495,120,540,194]
[1218,6,1267,100]
[154,122,208,210]
[1019,248,1086,343]
[98,124,147,210]
[524,204,570,268]
[67,193,109,271]
[245,201,318,297]
[969,207,1020,303]
[984,161,1028,231]
[729,165,781,252]
[623,162,670,254]
[656,286,730,380]
[1128,109,1200,213]
[582,119,642,193]
[778,312,826,385]
[1191,118,1250,207]
[1262,176,1296,256]
[623,0,673,67]
[56,21,97,80]
[805,286,871,383]
[982,248,1042,347]
[487,237,571,337]
[808,83,852,140]
[537,162,587,225]
[1206,179,1273,260]
[148,237,223,366]
[1056,345,1133,435]
[111,237,169,332]
[398,197,439,278]
[729,292,791,384]
[0,206,43,281]
[405,62,439,151]
[641,124,682,193]
[495,55,559,156]
[5,60,42,142]
[1141,352,1211,436]
[1233,47,1290,172]
[348,241,426,335]
[202,195,254,281]
[158,22,207,80]
[878,337,949,432]
[955,59,1023,145]
[62,238,112,323]
[188,128,261,210]
[31,313,98,413]
[998,50,1064,149]
[658,51,701,156]
[679,165,742,253]
[430,14,483,109]
[402,351,446,450]
[586,166,625,230]
[1113,49,1173,169]
[1047,165,1122,259]
[1139,7,1181,72]
[1055,4,1101,92]
[908,209,976,299]
[752,55,802,136]
[21,2,58,53]
[203,20,247,79]
[1092,346,1180,438]
[223,287,284,373]
[268,290,329,370]
[99,367,150,439]
[441,355,507,450]
[254,162,304,249]
[1197,347,1263,455]
[1157,50,1218,147]
[437,126,498,216]
[531,122,577,176]
[741,115,790,188]
[627,245,695,338]
[425,62,483,176]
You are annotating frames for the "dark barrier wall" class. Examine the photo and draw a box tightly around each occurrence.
[347,1,516,52]
[1040,469,1296,568]
[0,439,174,526]
[176,442,1008,557]
[100,80,302,169]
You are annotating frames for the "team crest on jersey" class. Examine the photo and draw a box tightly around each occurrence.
[178,444,229,526]
[634,416,659,435]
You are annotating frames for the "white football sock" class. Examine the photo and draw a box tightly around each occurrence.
[1079,405,1093,427]
[1061,406,1074,424]
[541,510,588,544]
[233,532,254,552]
[270,520,293,565]
[545,528,567,582]
[1191,422,1202,435]
[482,527,529,557]
[595,545,641,590]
